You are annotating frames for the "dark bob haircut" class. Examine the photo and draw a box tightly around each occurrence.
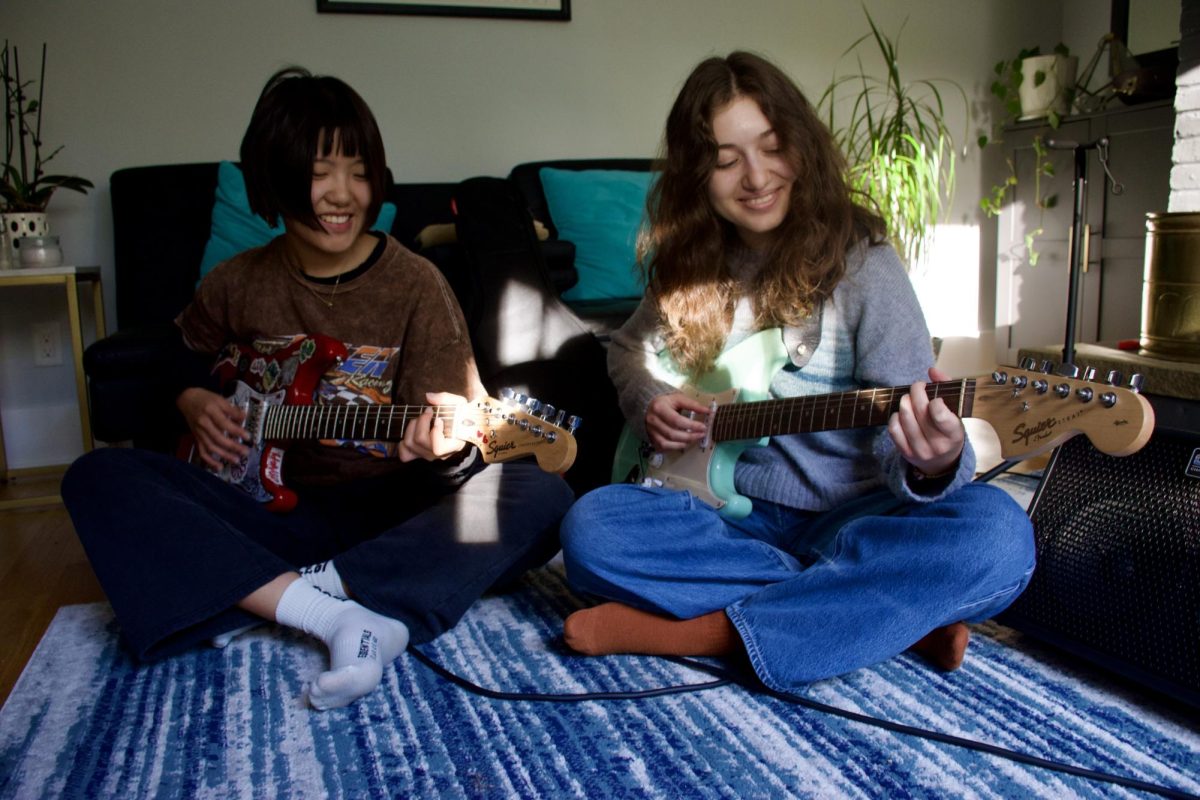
[239,66,388,231]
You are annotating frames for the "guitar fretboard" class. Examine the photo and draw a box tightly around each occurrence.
[710,379,977,442]
[261,403,448,442]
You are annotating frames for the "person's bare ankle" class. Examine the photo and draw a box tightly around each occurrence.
[909,621,969,671]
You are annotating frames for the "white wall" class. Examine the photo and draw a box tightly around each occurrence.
[2,0,1063,467]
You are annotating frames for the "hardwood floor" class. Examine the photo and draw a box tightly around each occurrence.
[0,472,106,707]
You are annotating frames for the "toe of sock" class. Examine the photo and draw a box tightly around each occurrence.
[307,663,384,711]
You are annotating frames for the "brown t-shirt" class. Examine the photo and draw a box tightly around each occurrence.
[176,234,484,485]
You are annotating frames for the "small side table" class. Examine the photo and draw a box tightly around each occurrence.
[0,265,106,509]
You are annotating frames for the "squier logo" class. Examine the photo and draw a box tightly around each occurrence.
[1011,417,1058,448]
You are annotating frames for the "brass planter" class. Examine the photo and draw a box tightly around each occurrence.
[1142,212,1200,362]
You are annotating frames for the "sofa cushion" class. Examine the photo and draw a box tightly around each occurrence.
[198,161,396,280]
[538,167,651,303]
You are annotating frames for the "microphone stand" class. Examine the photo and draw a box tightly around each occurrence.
[1044,136,1124,370]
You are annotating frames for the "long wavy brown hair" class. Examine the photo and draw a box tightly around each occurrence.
[641,51,886,377]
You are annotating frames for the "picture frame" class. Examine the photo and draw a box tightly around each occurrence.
[316,0,570,21]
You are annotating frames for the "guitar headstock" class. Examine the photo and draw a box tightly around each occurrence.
[453,391,579,474]
[972,362,1155,461]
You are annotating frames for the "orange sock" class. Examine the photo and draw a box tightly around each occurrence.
[909,621,969,671]
[563,602,739,657]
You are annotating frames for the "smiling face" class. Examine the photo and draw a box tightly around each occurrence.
[706,95,796,250]
[283,131,376,277]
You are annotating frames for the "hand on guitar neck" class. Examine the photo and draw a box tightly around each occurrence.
[395,391,474,464]
[885,366,966,480]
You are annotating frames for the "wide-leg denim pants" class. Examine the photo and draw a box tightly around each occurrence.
[63,447,573,661]
[561,482,1035,692]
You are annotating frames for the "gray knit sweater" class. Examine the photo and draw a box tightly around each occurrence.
[607,241,975,512]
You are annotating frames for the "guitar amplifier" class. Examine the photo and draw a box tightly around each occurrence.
[998,392,1200,708]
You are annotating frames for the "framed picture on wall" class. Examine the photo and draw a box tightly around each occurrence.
[316,0,570,20]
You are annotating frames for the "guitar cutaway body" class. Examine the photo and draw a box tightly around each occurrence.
[612,330,792,519]
[210,334,347,513]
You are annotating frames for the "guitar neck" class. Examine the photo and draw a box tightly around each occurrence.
[262,402,448,443]
[711,379,977,442]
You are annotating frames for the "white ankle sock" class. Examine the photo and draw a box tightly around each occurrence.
[274,580,409,710]
[299,560,349,599]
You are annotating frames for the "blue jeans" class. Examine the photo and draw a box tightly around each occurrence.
[63,447,573,660]
[561,483,1035,691]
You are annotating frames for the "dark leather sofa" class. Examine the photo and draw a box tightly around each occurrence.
[87,158,653,495]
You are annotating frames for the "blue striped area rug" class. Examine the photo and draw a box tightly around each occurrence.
[2,561,1197,799]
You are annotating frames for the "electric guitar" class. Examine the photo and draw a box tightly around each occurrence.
[612,329,1155,519]
[192,334,579,512]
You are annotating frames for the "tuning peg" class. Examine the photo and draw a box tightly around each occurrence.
[499,387,515,403]
[1082,366,1097,382]
[1018,356,1036,370]
[513,392,529,407]
[565,415,581,434]
[554,409,566,427]
[1129,373,1145,394]
[526,397,542,414]
[1039,360,1053,373]
[991,370,1008,385]
[1105,369,1123,386]
[540,404,556,421]
[1057,363,1080,378]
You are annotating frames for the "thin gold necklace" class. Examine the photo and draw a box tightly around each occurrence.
[301,268,343,308]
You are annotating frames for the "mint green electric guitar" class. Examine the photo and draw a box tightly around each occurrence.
[611,330,1155,519]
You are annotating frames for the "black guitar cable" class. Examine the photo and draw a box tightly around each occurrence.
[408,647,1199,800]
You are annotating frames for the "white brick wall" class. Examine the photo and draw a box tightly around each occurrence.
[1170,0,1200,211]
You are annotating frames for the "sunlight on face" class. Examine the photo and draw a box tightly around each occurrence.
[706,95,797,250]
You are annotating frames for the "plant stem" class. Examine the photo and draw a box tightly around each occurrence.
[14,45,28,186]
[33,44,45,181]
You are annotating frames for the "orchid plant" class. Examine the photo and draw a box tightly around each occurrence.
[2,41,93,213]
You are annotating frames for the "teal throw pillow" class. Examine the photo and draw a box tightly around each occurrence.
[198,160,397,281]
[539,167,652,302]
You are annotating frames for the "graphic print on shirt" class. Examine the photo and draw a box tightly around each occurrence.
[316,343,400,458]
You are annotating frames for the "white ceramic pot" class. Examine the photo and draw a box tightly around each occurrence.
[1018,54,1078,120]
[1,212,50,269]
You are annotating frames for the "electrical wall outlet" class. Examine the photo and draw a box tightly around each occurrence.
[33,322,63,366]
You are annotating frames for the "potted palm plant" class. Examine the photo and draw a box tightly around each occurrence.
[818,9,967,269]
[2,41,93,268]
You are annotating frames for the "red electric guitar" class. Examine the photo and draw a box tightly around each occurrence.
[187,334,578,512]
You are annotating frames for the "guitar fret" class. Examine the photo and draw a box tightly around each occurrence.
[705,380,986,444]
